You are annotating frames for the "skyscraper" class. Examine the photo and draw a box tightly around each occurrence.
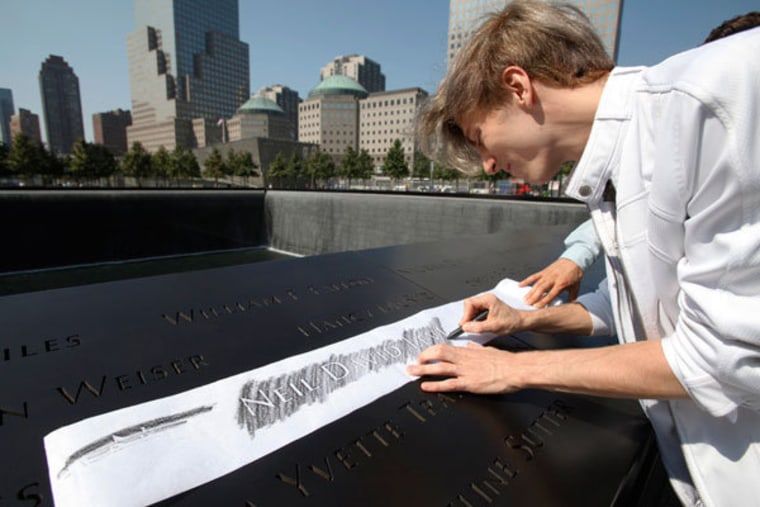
[38,55,85,154]
[320,55,386,93]
[93,109,132,156]
[0,88,14,147]
[447,0,623,66]
[127,0,250,152]
[9,108,42,144]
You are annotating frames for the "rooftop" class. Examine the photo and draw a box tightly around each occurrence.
[308,75,369,99]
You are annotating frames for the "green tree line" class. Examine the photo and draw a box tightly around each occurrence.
[266,138,463,189]
[0,136,259,187]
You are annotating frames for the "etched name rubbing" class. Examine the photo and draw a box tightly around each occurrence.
[45,291,548,506]
[57,405,214,478]
[238,318,446,437]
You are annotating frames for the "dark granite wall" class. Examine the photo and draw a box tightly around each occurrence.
[0,190,267,273]
[1,190,589,273]
[266,191,589,255]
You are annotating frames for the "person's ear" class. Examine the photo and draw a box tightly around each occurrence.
[501,65,534,107]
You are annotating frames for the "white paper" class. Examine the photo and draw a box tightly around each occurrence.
[44,278,535,506]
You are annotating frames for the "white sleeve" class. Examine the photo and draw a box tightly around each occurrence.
[647,85,760,419]
[560,219,602,271]
[576,278,615,337]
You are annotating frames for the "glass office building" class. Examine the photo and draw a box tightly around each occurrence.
[38,55,85,155]
[0,88,14,147]
[448,0,623,66]
[127,0,249,152]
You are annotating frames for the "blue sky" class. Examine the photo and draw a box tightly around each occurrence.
[2,0,757,143]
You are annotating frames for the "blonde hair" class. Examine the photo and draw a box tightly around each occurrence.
[417,0,614,174]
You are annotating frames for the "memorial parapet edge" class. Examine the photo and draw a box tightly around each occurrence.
[0,231,654,506]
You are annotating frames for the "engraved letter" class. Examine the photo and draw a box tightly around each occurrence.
[320,362,350,382]
[17,482,43,506]
[57,377,108,405]
[0,401,29,425]
[275,465,309,497]
[308,457,335,482]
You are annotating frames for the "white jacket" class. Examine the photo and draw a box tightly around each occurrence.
[566,28,760,507]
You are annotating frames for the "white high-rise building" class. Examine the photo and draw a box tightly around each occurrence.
[448,0,623,66]
[359,88,429,170]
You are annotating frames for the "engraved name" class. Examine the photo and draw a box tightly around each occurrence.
[447,400,574,506]
[161,278,375,326]
[1,334,81,363]
[247,392,462,502]
[295,291,436,338]
[55,354,209,405]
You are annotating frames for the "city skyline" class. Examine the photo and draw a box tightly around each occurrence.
[2,0,758,145]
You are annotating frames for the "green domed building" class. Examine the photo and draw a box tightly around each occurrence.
[227,94,292,142]
[299,76,367,159]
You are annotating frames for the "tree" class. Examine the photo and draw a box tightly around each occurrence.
[412,151,433,178]
[355,149,374,181]
[66,139,90,180]
[67,139,117,183]
[382,139,409,180]
[283,150,304,188]
[266,152,288,188]
[434,163,460,182]
[6,134,51,178]
[91,144,118,180]
[42,149,66,179]
[152,146,172,185]
[202,147,226,184]
[306,149,335,188]
[222,148,238,180]
[338,145,358,186]
[170,146,200,183]
[227,149,258,186]
[122,141,153,186]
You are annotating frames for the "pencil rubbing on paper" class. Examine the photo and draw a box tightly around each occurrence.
[237,318,446,436]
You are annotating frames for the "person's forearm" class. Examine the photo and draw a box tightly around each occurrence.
[518,302,593,335]
[512,339,688,399]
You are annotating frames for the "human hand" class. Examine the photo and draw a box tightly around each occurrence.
[459,293,525,336]
[406,342,519,394]
[519,258,583,308]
